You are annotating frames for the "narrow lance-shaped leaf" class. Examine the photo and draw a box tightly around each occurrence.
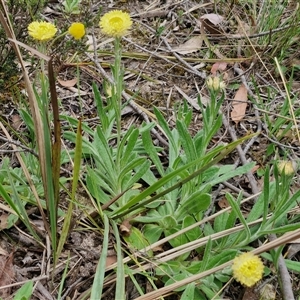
[55,119,82,266]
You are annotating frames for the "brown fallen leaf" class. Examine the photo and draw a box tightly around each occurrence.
[210,62,227,75]
[57,77,78,88]
[259,284,276,300]
[200,13,224,26]
[199,13,225,34]
[231,83,248,123]
[119,219,132,237]
[0,252,14,298]
[106,255,117,268]
[173,36,203,55]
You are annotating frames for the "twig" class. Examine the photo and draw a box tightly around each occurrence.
[205,22,300,40]
[268,234,295,300]
[0,135,38,157]
[231,65,295,300]
[136,20,206,79]
[160,35,206,79]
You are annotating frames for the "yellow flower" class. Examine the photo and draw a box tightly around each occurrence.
[68,22,85,40]
[206,76,226,91]
[277,160,296,176]
[99,10,132,37]
[28,21,57,41]
[232,252,264,287]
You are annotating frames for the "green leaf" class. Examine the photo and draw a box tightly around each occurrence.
[13,281,33,300]
[165,272,191,291]
[226,193,251,241]
[176,192,211,220]
[285,259,300,273]
[120,128,139,167]
[162,215,177,229]
[214,212,229,233]
[111,220,125,300]
[209,163,255,187]
[262,166,270,224]
[199,238,212,273]
[120,159,150,190]
[180,282,195,300]
[143,224,163,244]
[91,214,109,299]
[123,226,152,254]
[166,227,190,249]
[177,119,197,163]
[142,129,165,176]
[112,134,257,219]
[183,215,201,242]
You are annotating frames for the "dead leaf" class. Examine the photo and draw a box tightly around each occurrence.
[251,165,260,174]
[211,62,227,75]
[200,13,225,26]
[231,84,248,123]
[57,78,78,88]
[218,197,230,209]
[106,255,117,268]
[259,284,276,300]
[199,13,225,34]
[119,219,132,237]
[173,36,203,54]
[11,114,22,130]
[0,253,14,298]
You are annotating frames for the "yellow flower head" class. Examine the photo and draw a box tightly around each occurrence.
[232,252,264,287]
[206,76,226,91]
[68,22,85,40]
[277,160,296,176]
[99,10,132,37]
[28,21,57,41]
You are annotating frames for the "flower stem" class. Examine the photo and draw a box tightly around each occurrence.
[112,37,122,148]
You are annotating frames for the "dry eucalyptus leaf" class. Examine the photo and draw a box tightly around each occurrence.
[57,78,78,88]
[106,255,117,268]
[199,13,225,34]
[231,83,248,123]
[200,13,225,26]
[173,36,203,54]
[211,62,227,75]
[259,284,276,300]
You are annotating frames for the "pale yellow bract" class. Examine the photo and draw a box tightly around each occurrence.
[28,21,57,41]
[68,23,85,40]
[277,160,296,176]
[206,76,226,91]
[232,252,264,287]
[99,10,132,37]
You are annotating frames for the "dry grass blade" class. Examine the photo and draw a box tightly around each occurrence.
[0,1,60,256]
[0,4,47,200]
[135,228,300,300]
[274,57,300,144]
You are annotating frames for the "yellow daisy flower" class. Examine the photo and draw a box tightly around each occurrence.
[99,10,132,37]
[68,22,85,40]
[232,252,264,287]
[28,21,57,41]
